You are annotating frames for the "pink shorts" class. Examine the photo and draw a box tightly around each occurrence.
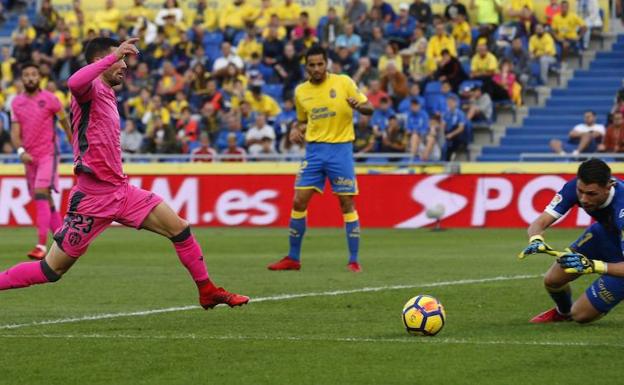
[25,155,59,196]
[53,181,163,258]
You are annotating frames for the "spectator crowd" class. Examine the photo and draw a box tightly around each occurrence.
[0,0,610,162]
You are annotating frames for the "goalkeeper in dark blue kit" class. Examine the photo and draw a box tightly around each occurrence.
[519,159,624,323]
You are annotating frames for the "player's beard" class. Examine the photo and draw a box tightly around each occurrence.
[23,83,39,94]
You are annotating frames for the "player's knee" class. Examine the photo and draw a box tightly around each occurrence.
[170,222,191,243]
[543,274,565,289]
[570,309,596,324]
[293,197,309,211]
[34,191,50,200]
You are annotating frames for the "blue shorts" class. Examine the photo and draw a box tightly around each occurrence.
[570,223,624,313]
[295,142,358,195]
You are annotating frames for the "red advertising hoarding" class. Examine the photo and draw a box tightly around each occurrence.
[0,174,592,228]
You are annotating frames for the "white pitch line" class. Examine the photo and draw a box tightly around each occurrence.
[0,274,540,331]
[0,333,622,349]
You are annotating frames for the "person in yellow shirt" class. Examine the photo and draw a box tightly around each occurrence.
[529,23,557,84]
[378,43,403,72]
[52,33,83,59]
[168,91,190,121]
[1,46,15,88]
[219,0,259,42]
[426,22,457,72]
[63,0,92,41]
[96,0,122,32]
[12,15,36,44]
[276,0,302,28]
[551,0,586,57]
[125,87,152,124]
[262,14,288,40]
[471,42,498,78]
[256,0,279,29]
[266,45,373,273]
[124,0,154,29]
[246,84,282,118]
[237,30,263,61]
[142,95,172,136]
[506,0,534,20]
[451,14,472,55]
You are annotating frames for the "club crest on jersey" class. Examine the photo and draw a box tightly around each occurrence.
[548,194,562,209]
[329,89,336,98]
[619,208,624,218]
[38,100,46,108]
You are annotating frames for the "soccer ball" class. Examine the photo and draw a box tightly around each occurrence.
[402,295,446,336]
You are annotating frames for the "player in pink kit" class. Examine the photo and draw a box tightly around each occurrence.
[0,38,249,309]
[10,63,72,260]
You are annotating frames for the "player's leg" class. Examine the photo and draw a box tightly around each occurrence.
[0,242,72,290]
[268,149,325,270]
[328,142,361,272]
[530,261,580,322]
[31,188,53,259]
[125,188,248,308]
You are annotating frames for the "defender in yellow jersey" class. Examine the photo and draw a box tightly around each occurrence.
[267,45,373,273]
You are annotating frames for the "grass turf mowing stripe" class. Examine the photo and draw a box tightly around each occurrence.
[0,274,539,330]
[0,333,622,349]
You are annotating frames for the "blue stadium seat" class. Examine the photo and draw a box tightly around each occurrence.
[262,84,284,103]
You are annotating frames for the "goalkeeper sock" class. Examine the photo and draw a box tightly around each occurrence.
[288,210,307,261]
[0,260,60,290]
[344,211,360,264]
[170,226,210,286]
[546,284,572,315]
[34,195,51,246]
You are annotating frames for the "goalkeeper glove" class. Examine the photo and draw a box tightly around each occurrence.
[518,235,554,259]
[557,252,607,275]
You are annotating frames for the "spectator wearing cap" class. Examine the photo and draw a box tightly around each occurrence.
[408,0,432,25]
[387,3,417,45]
[381,116,408,156]
[353,115,375,154]
[441,95,468,160]
[529,23,557,85]
[353,57,380,87]
[212,41,245,73]
[427,22,457,73]
[366,79,390,109]
[445,0,469,22]
[372,0,396,23]
[599,112,624,153]
[463,85,493,123]
[551,0,586,57]
[335,23,362,60]
[550,110,605,155]
[191,132,217,162]
[345,0,369,25]
[246,114,276,155]
[380,62,409,105]
[406,98,430,158]
[222,132,247,162]
[433,49,468,93]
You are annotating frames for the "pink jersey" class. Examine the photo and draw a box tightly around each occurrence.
[68,54,127,187]
[11,90,62,158]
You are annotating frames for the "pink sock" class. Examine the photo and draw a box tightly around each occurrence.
[35,199,51,246]
[0,261,50,290]
[49,208,63,233]
[172,230,210,285]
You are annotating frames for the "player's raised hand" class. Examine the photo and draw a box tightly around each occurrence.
[518,235,554,259]
[113,37,140,61]
[557,251,606,274]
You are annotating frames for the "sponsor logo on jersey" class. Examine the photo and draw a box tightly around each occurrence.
[548,194,562,209]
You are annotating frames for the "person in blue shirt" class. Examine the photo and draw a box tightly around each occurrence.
[371,96,396,133]
[273,98,297,143]
[519,159,624,324]
[398,83,425,114]
[385,4,416,42]
[406,98,429,159]
[441,95,468,160]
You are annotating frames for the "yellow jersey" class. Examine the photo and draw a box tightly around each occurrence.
[95,7,121,32]
[237,38,263,61]
[552,12,585,40]
[295,73,368,143]
[276,3,302,23]
[426,34,457,61]
[452,21,472,46]
[471,52,499,74]
[219,3,258,30]
[529,33,556,57]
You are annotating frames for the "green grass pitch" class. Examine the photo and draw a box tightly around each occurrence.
[0,227,622,385]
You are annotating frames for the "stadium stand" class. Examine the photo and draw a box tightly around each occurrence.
[0,0,619,163]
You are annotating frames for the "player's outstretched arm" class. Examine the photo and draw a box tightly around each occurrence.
[68,38,139,97]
